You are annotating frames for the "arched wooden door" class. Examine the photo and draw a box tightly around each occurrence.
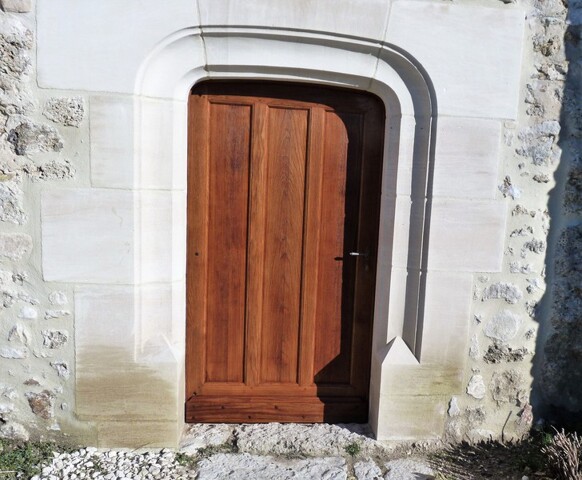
[186,82,385,423]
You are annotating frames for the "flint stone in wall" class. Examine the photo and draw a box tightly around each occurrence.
[509,262,534,274]
[484,310,522,342]
[43,97,85,127]
[0,15,33,116]
[467,375,486,400]
[0,182,27,224]
[0,15,32,76]
[48,291,67,305]
[0,402,13,415]
[516,121,560,165]
[41,329,68,349]
[6,115,63,155]
[18,305,36,319]
[0,0,32,13]
[44,309,70,320]
[0,346,27,358]
[483,342,528,364]
[7,323,28,345]
[498,176,521,199]
[523,239,546,254]
[50,361,70,380]
[448,397,461,417]
[25,390,55,419]
[23,159,76,182]
[481,283,523,304]
[469,334,480,359]
[0,232,31,260]
[0,422,29,441]
[490,370,524,405]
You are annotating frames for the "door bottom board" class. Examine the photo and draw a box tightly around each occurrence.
[186,395,368,423]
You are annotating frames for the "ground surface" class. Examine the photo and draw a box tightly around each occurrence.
[7,424,550,479]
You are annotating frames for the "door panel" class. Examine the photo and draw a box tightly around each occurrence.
[206,102,251,384]
[260,107,309,385]
[186,82,385,423]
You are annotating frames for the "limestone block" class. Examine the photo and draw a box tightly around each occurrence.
[37,0,198,92]
[202,34,378,87]
[391,196,425,270]
[375,394,446,440]
[96,420,183,448]
[89,96,134,189]
[386,1,525,118]
[75,285,183,423]
[138,190,186,284]
[41,188,134,283]
[0,0,31,13]
[90,96,187,190]
[379,364,464,397]
[420,272,472,365]
[432,118,502,199]
[198,0,390,41]
[427,199,507,272]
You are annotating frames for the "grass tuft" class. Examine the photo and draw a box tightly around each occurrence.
[344,441,361,457]
[0,439,62,479]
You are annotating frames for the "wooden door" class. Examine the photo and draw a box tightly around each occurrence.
[186,82,385,423]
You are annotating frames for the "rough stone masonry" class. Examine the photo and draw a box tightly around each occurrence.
[0,5,87,443]
[446,0,582,442]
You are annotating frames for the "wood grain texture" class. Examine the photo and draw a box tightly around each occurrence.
[260,106,308,384]
[205,102,251,383]
[186,82,385,422]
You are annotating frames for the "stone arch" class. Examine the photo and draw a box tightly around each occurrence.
[128,26,440,440]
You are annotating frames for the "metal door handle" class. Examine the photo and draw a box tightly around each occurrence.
[349,251,368,257]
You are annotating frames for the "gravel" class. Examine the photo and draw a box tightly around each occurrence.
[31,447,196,480]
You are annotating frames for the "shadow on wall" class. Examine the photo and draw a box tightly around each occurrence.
[532,0,582,429]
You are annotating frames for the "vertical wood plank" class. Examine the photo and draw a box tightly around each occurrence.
[298,107,325,386]
[205,102,252,383]
[246,102,269,387]
[260,106,309,384]
[312,111,363,385]
[186,93,210,397]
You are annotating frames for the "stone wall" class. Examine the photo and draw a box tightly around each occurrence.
[0,6,90,442]
[446,0,582,442]
[0,0,579,447]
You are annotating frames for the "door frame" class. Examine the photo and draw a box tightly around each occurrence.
[131,30,443,442]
